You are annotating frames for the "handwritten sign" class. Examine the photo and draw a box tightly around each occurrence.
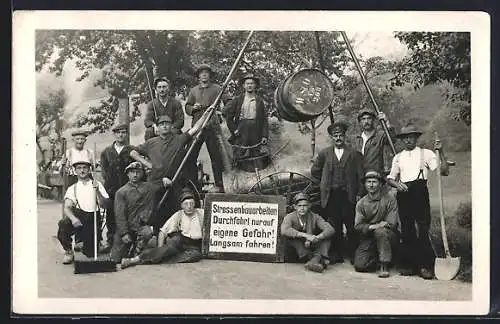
[202,193,286,263]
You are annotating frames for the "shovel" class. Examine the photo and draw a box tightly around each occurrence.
[433,132,460,280]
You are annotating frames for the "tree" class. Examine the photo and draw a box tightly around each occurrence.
[36,88,67,160]
[390,32,471,125]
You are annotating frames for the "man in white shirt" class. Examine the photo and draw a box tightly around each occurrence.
[57,157,109,264]
[386,124,449,279]
[120,188,204,269]
[62,130,94,187]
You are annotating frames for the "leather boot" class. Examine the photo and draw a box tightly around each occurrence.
[305,255,324,273]
[378,262,390,278]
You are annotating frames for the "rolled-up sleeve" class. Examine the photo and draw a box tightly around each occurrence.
[387,154,400,180]
[159,211,181,236]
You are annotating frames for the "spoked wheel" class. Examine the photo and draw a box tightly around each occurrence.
[247,171,321,214]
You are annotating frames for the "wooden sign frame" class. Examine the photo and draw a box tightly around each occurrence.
[202,193,286,263]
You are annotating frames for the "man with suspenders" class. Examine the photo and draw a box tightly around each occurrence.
[62,130,94,187]
[386,124,450,279]
[57,157,109,264]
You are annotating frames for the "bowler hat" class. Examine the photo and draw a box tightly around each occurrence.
[71,129,89,137]
[156,115,173,124]
[195,64,213,76]
[293,192,310,204]
[125,161,144,172]
[240,73,260,87]
[327,121,349,136]
[112,124,128,132]
[396,124,423,138]
[153,76,170,88]
[357,108,376,122]
[179,189,195,203]
[72,157,92,167]
[362,170,385,183]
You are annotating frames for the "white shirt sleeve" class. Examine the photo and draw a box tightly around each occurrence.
[159,210,181,235]
[387,153,400,180]
[424,149,438,171]
[97,181,109,199]
[64,184,76,204]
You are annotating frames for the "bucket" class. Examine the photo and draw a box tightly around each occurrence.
[274,69,334,122]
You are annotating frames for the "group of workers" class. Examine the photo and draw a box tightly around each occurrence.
[55,63,451,280]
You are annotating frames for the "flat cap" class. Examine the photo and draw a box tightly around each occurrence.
[112,124,128,132]
[154,76,170,88]
[396,124,423,138]
[71,129,89,137]
[357,108,376,122]
[72,157,92,167]
[125,162,144,172]
[195,64,213,76]
[156,115,173,124]
[180,189,195,203]
[293,192,310,204]
[327,121,349,136]
[362,170,385,183]
[240,73,260,86]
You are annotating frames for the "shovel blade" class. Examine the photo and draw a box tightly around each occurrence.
[435,257,461,280]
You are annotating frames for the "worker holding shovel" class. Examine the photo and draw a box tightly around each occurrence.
[386,124,450,280]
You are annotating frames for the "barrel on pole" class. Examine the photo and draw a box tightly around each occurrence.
[274,69,334,122]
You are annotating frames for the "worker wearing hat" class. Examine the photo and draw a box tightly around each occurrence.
[57,156,110,264]
[353,170,400,278]
[99,123,135,252]
[222,73,269,161]
[62,129,95,187]
[110,161,176,264]
[352,108,396,175]
[144,76,184,141]
[280,192,335,273]
[184,63,226,193]
[386,123,450,279]
[120,188,204,269]
[311,120,364,264]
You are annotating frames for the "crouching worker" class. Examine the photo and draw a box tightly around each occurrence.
[353,171,400,278]
[57,157,109,264]
[110,162,173,264]
[281,193,335,273]
[120,189,204,269]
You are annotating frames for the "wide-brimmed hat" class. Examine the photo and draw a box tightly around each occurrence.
[180,188,195,203]
[293,192,310,204]
[396,124,423,138]
[327,121,349,136]
[72,157,92,167]
[195,64,213,76]
[125,161,144,172]
[71,129,89,137]
[112,124,128,132]
[240,73,260,87]
[156,115,173,124]
[357,108,376,122]
[362,170,385,183]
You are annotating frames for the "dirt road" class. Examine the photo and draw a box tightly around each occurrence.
[37,199,471,300]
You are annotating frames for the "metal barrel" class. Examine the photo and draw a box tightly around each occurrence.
[274,69,334,122]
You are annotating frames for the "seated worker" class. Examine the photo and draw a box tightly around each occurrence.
[119,188,204,269]
[57,157,109,264]
[280,192,335,273]
[110,162,173,264]
[353,170,400,278]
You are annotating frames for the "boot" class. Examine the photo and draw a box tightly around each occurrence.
[121,256,140,269]
[62,250,74,264]
[419,268,434,280]
[400,267,418,276]
[305,255,324,273]
[378,262,390,278]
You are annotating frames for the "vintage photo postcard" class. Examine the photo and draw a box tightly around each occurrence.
[12,10,490,315]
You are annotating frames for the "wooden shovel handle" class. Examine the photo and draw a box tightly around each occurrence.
[435,132,452,258]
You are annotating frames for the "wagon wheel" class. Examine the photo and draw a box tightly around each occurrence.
[247,171,321,214]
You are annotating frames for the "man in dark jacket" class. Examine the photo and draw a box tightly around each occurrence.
[144,77,185,141]
[99,124,135,252]
[311,121,364,264]
[222,74,268,161]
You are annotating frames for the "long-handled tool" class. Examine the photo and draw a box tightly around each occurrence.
[156,30,255,210]
[433,132,460,280]
[74,144,116,274]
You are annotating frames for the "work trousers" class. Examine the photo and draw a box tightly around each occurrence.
[139,232,202,264]
[57,208,102,258]
[110,225,155,263]
[324,188,357,259]
[396,179,435,270]
[354,227,398,272]
[233,119,261,159]
[104,194,116,246]
[187,127,224,188]
[284,237,331,262]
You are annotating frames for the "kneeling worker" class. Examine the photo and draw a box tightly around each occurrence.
[353,170,400,278]
[120,189,204,269]
[280,192,335,273]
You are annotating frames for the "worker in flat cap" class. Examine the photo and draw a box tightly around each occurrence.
[352,108,396,175]
[184,63,227,193]
[130,109,212,234]
[144,76,185,141]
[57,156,110,264]
[99,123,135,253]
[110,161,177,264]
[386,123,450,279]
[354,170,400,278]
[62,129,95,187]
[222,73,269,162]
[281,192,335,273]
[120,188,204,269]
[311,120,364,264]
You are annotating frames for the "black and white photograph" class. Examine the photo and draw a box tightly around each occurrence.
[12,11,490,315]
